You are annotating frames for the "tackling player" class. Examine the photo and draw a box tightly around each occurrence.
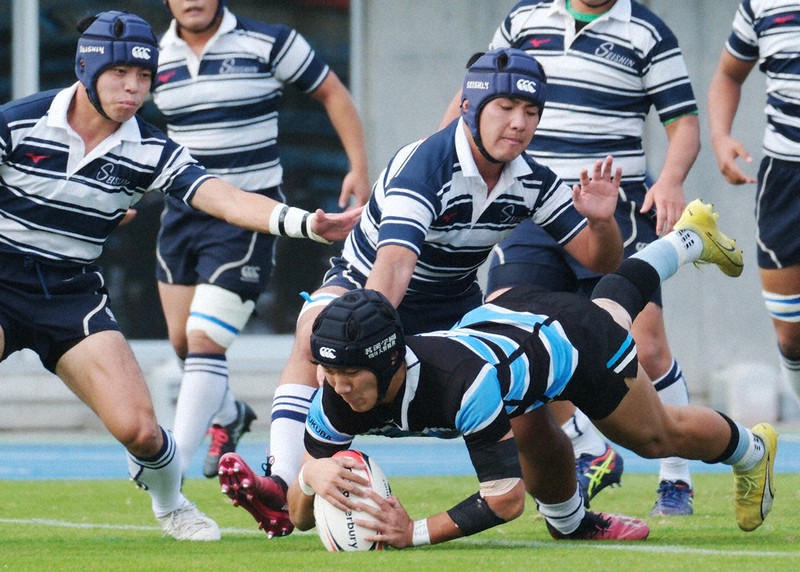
[216,46,624,537]
[0,10,358,541]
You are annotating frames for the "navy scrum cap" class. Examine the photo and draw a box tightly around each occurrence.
[75,11,159,119]
[310,290,406,401]
[461,47,547,161]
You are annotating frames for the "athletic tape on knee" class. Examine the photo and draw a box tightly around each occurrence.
[186,284,255,348]
[763,290,800,323]
[297,291,340,320]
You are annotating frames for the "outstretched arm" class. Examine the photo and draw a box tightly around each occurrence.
[189,178,362,243]
[357,434,525,548]
[563,155,623,273]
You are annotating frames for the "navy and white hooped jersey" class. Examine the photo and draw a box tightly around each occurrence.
[0,85,212,266]
[153,8,330,191]
[491,0,697,186]
[339,119,586,297]
[725,0,800,161]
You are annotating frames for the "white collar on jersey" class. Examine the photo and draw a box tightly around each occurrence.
[454,117,533,182]
[48,83,142,144]
[161,6,237,49]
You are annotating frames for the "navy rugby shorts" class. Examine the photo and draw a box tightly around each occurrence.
[0,252,120,372]
[322,256,483,334]
[756,156,800,269]
[156,187,282,300]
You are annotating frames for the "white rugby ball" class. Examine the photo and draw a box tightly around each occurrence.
[313,450,392,552]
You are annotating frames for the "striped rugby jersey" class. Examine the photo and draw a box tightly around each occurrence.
[339,119,586,297]
[725,0,800,161]
[153,8,330,191]
[303,286,642,463]
[491,0,698,186]
[305,312,580,455]
[0,84,212,265]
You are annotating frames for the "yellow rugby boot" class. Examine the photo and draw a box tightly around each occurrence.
[674,199,744,277]
[733,422,777,531]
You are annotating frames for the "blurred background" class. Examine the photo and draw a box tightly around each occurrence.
[1,0,792,433]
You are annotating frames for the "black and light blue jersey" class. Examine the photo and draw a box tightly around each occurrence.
[726,0,800,161]
[154,8,329,190]
[304,287,638,460]
[340,119,585,296]
[491,0,697,185]
[0,85,211,265]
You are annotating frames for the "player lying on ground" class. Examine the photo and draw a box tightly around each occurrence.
[222,200,776,547]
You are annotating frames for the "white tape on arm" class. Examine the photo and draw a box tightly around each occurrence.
[297,465,315,496]
[412,518,431,546]
[269,203,329,244]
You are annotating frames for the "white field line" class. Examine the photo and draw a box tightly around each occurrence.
[1,518,800,558]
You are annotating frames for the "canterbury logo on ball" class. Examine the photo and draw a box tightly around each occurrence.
[131,46,152,60]
[516,79,538,94]
[319,347,337,359]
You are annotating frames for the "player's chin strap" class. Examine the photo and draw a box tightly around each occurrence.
[268,203,331,244]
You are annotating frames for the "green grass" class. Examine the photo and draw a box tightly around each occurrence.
[1,473,799,571]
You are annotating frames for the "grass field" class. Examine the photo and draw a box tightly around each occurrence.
[1,473,799,571]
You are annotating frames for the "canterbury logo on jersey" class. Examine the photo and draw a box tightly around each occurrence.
[131,46,152,60]
[516,79,538,94]
[319,347,337,359]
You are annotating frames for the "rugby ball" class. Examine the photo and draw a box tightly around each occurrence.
[313,450,392,552]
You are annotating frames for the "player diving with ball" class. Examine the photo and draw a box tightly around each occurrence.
[221,199,777,547]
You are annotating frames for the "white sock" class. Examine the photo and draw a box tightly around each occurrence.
[733,430,765,472]
[172,354,228,475]
[127,427,186,517]
[269,383,317,484]
[653,360,692,486]
[536,487,585,534]
[561,409,607,457]
[211,388,238,426]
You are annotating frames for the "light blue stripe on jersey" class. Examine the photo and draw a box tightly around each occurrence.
[449,302,578,401]
[454,364,506,436]
[606,333,636,373]
[492,0,698,184]
[726,0,800,160]
[305,391,354,448]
